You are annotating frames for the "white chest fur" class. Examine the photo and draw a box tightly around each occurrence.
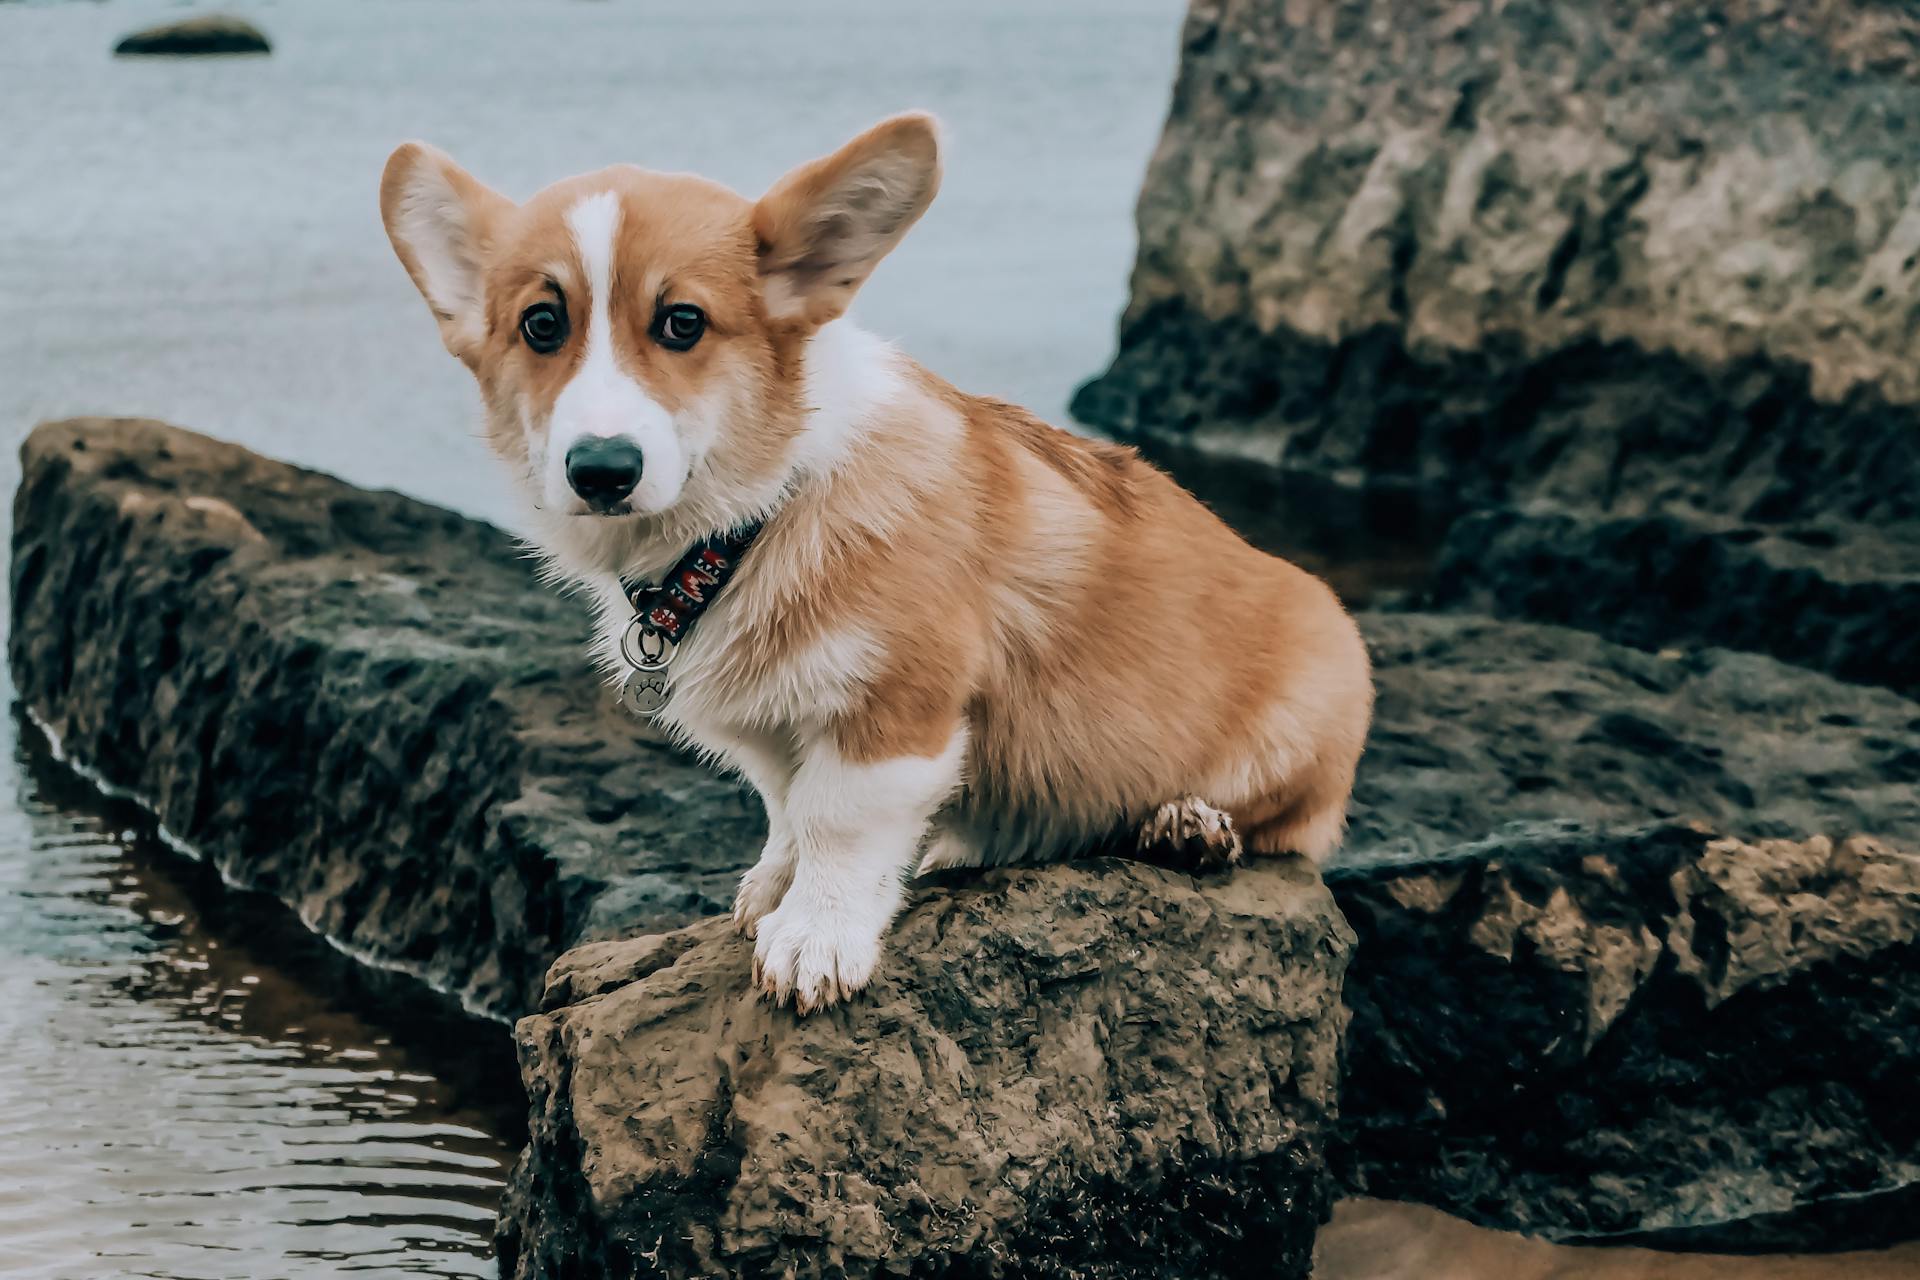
[587,571,877,767]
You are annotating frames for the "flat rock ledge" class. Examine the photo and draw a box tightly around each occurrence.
[13,419,1920,1265]
[9,418,765,1018]
[499,857,1350,1280]
[1427,505,1920,700]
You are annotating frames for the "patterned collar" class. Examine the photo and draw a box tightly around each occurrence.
[613,521,763,717]
[619,521,765,645]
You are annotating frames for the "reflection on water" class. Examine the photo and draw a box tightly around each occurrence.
[1128,436,1458,607]
[0,711,523,1280]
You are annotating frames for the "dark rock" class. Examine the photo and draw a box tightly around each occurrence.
[1426,505,1920,700]
[497,856,1352,1280]
[9,419,762,1019]
[114,15,271,57]
[1073,0,1920,521]
[1349,611,1920,861]
[1330,823,1920,1246]
[16,419,1920,1262]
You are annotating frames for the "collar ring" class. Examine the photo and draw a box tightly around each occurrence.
[620,618,675,671]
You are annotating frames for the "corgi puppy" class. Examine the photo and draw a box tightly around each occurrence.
[380,113,1373,1013]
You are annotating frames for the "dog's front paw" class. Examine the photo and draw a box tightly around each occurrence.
[750,901,885,1014]
[731,855,795,938]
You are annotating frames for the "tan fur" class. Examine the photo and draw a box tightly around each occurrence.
[783,373,1373,861]
[382,114,1373,1009]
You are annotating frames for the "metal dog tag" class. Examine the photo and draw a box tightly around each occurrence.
[619,667,670,717]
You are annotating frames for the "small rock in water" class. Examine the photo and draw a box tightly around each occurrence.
[114,15,271,57]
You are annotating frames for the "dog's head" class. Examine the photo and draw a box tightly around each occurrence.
[380,114,940,534]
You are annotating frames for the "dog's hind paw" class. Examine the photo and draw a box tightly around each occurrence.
[1136,797,1242,874]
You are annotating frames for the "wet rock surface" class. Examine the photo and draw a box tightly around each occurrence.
[14,418,1920,1266]
[1316,1197,1920,1280]
[9,418,763,1019]
[1330,823,1920,1247]
[1426,506,1920,700]
[499,857,1351,1280]
[114,15,271,57]
[1072,0,1920,523]
[1069,5,1920,1245]
[1350,611,1920,860]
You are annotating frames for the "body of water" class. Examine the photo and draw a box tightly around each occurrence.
[0,713,524,1279]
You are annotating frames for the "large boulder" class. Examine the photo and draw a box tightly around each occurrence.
[1072,0,1920,522]
[16,419,1920,1265]
[1331,822,1920,1248]
[9,418,762,1018]
[498,856,1352,1280]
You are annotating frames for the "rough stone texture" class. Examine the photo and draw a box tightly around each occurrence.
[497,856,1351,1280]
[1348,610,1920,861]
[1425,505,1920,700]
[9,419,763,1019]
[17,419,1920,1263]
[1329,822,1920,1247]
[114,15,271,56]
[1072,0,1920,522]
[1064,53,1920,1263]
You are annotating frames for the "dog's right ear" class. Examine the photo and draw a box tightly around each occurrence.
[380,143,511,364]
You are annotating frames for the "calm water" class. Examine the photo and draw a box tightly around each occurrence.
[0,711,524,1279]
[0,0,1190,1273]
[0,0,1188,527]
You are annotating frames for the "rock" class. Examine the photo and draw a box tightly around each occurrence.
[17,418,1920,1262]
[9,419,763,1019]
[497,856,1352,1280]
[1072,0,1920,521]
[114,15,271,57]
[1315,1197,1920,1280]
[1329,822,1920,1247]
[1425,506,1920,700]
[18,421,1914,1021]
[1349,611,1920,860]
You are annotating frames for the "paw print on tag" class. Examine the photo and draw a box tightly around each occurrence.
[619,669,670,716]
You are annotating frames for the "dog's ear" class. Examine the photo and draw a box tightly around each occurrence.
[380,143,512,364]
[753,112,942,328]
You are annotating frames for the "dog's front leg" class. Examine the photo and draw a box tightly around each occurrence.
[751,725,965,1012]
[718,727,803,938]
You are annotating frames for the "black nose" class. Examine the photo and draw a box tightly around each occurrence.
[564,437,643,507]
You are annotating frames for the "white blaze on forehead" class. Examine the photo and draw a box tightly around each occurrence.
[539,190,690,516]
[567,190,621,322]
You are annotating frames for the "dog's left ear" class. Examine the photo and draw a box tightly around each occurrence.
[753,112,942,328]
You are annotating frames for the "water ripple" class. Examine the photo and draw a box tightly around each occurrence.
[0,710,522,1279]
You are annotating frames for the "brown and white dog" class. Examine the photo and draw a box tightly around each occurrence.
[379,113,1373,1013]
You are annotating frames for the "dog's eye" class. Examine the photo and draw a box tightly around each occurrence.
[653,303,706,352]
[520,302,567,354]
